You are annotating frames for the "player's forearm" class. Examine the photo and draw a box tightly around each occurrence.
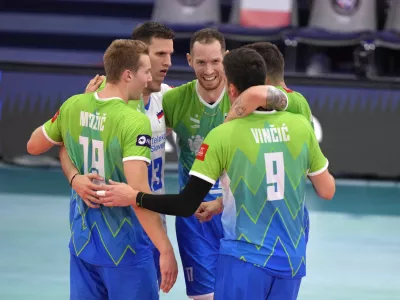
[59,146,79,181]
[134,207,173,254]
[136,176,213,217]
[225,93,253,123]
[225,86,288,123]
[225,86,267,123]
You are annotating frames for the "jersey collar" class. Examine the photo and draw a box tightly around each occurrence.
[252,110,277,115]
[144,96,151,111]
[195,80,225,109]
[94,92,124,102]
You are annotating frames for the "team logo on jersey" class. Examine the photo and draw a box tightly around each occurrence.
[156,110,164,122]
[178,0,205,7]
[332,0,359,15]
[188,135,204,154]
[196,143,209,161]
[136,134,151,148]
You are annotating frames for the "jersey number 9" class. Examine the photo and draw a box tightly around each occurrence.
[264,152,285,201]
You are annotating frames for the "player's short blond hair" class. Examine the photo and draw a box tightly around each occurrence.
[103,39,149,83]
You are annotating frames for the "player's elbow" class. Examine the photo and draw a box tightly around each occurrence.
[27,139,42,155]
[181,211,193,218]
[317,179,336,200]
[179,199,202,218]
[181,204,198,218]
[317,187,335,200]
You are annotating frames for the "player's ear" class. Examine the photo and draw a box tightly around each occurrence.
[223,50,229,56]
[233,84,240,99]
[124,69,133,82]
[228,83,237,99]
[186,53,193,68]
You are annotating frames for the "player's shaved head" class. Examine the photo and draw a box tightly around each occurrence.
[103,39,149,83]
[242,42,284,82]
[190,28,226,53]
[223,48,266,94]
[131,21,175,45]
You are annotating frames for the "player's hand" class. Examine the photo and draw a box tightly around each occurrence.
[195,197,224,223]
[97,180,137,207]
[72,173,104,208]
[159,250,178,293]
[85,74,105,93]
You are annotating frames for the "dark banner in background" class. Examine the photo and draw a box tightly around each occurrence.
[0,69,398,179]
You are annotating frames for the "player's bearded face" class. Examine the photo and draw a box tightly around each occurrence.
[146,38,174,93]
[189,41,224,91]
[129,54,152,100]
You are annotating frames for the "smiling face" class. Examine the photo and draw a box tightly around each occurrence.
[187,40,225,92]
[145,37,174,93]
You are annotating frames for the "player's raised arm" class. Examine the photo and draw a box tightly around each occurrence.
[84,74,106,93]
[224,85,288,123]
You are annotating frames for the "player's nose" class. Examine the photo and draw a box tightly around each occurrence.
[164,55,172,68]
[204,65,214,75]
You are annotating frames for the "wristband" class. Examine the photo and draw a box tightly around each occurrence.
[137,192,146,207]
[69,173,79,187]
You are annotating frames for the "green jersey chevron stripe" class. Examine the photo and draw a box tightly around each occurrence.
[190,110,327,277]
[42,92,153,266]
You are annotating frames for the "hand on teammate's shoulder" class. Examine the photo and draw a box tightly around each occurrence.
[85,74,106,94]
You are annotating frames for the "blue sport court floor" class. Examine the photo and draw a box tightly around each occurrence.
[1,164,399,300]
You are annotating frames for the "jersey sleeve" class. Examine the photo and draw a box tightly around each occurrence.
[42,105,65,145]
[308,127,329,176]
[121,113,152,164]
[284,92,313,124]
[189,128,225,185]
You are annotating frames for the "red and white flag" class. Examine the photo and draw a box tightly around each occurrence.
[239,0,292,28]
